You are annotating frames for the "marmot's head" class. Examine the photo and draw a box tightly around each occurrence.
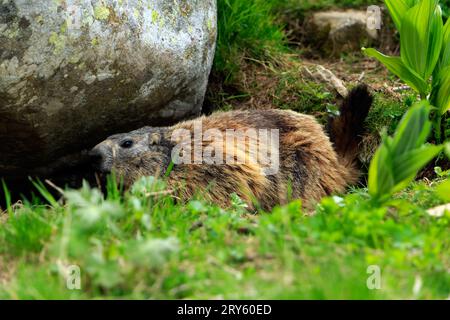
[89,126,172,188]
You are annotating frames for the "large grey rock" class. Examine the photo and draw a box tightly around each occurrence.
[0,0,217,178]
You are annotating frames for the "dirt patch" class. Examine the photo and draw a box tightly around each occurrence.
[205,57,293,112]
[302,55,405,94]
[205,54,337,118]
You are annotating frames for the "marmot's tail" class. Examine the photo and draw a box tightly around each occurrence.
[327,84,373,173]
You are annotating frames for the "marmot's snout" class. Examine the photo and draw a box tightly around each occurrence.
[89,143,112,174]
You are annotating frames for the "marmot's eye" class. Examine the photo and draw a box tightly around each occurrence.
[120,139,134,149]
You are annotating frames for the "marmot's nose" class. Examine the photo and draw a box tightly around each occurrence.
[89,146,110,173]
[89,148,103,169]
[89,147,101,160]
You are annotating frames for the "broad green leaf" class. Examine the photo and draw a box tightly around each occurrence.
[400,0,443,80]
[384,0,415,30]
[437,17,450,70]
[393,144,443,183]
[431,66,450,114]
[363,48,428,94]
[368,143,394,198]
[435,179,450,201]
[391,100,431,155]
[406,0,419,4]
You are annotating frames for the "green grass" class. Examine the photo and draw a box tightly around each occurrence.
[272,68,334,117]
[214,0,286,82]
[0,177,448,299]
[366,92,415,136]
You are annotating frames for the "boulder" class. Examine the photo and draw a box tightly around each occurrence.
[0,0,217,178]
[307,9,379,55]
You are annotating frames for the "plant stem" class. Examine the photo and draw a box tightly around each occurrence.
[434,113,442,144]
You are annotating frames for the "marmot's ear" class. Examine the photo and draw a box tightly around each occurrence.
[148,132,161,145]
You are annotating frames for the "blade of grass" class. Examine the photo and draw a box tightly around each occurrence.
[29,178,58,207]
[1,179,12,215]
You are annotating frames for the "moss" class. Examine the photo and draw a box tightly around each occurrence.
[35,15,44,24]
[207,18,213,31]
[151,9,165,27]
[69,54,82,64]
[91,37,99,46]
[366,92,413,136]
[151,10,159,23]
[60,21,68,34]
[3,26,20,39]
[94,5,110,21]
[274,71,333,118]
[48,32,66,55]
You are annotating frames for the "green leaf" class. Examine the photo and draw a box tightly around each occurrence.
[437,17,450,70]
[431,66,450,115]
[362,48,428,94]
[400,0,443,80]
[446,142,450,159]
[391,100,431,154]
[435,179,450,201]
[368,143,394,198]
[393,144,443,183]
[368,101,440,200]
[384,0,415,30]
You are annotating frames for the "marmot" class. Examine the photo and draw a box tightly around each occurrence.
[90,85,372,210]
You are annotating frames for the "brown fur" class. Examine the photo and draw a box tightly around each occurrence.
[90,85,372,210]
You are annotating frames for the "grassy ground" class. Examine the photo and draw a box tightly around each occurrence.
[1,0,449,299]
[0,177,449,299]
